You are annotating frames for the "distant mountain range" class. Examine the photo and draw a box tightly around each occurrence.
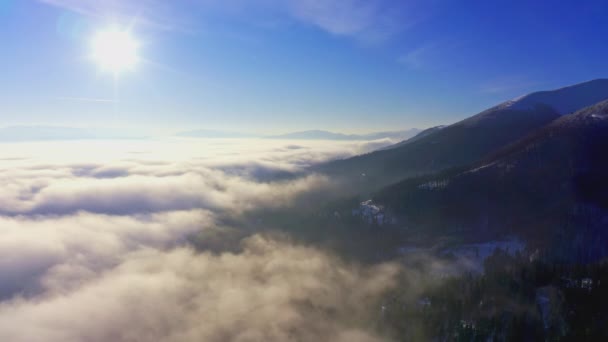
[264,129,421,141]
[175,129,258,138]
[176,128,422,141]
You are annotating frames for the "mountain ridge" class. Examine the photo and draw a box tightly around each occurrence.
[319,79,608,190]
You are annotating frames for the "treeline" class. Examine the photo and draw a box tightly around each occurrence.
[380,250,608,341]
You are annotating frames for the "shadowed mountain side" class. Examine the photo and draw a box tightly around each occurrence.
[318,79,608,191]
[375,100,608,262]
[318,105,560,190]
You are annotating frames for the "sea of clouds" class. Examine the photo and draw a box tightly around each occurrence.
[0,137,401,342]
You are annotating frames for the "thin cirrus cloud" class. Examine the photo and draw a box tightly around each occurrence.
[38,0,183,31]
[39,0,420,41]
[398,44,436,69]
[284,0,414,42]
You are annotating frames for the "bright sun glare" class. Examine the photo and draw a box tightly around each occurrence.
[91,28,139,74]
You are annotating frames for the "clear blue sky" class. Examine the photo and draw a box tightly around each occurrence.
[1,0,607,134]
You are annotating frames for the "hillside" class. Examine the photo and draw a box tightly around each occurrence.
[375,100,608,262]
[319,79,608,190]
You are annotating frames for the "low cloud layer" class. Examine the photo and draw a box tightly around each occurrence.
[0,138,392,216]
[0,138,400,341]
[0,236,398,342]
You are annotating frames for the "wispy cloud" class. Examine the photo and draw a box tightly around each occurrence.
[398,44,436,69]
[285,0,414,42]
[38,0,190,31]
[52,96,117,103]
[40,0,424,42]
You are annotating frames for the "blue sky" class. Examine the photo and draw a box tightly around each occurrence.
[1,0,607,134]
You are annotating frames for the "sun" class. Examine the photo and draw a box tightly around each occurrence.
[91,28,139,74]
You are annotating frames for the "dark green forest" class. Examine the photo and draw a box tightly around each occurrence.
[379,251,608,341]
